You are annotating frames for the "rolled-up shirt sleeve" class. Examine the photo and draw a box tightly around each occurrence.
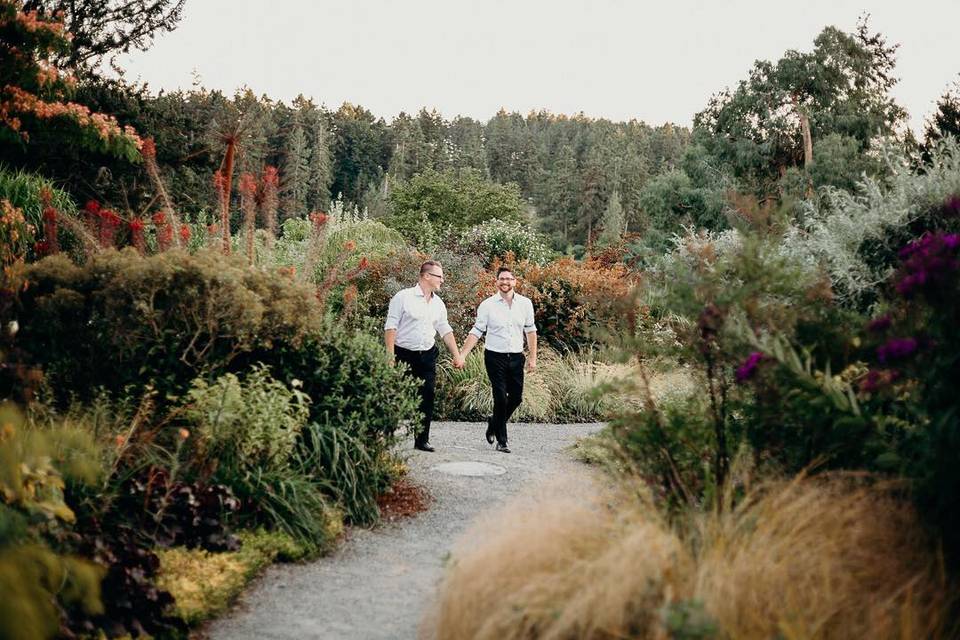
[434,299,453,337]
[524,298,537,333]
[384,291,403,331]
[469,300,489,338]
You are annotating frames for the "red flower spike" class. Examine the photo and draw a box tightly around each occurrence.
[141,137,157,159]
[238,173,258,198]
[262,166,280,188]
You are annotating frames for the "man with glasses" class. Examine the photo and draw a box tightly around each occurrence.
[385,260,465,452]
[459,266,537,453]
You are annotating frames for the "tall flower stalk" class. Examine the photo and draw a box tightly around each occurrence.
[260,166,279,250]
[238,172,258,265]
[141,138,182,248]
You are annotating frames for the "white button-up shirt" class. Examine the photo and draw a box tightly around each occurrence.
[384,284,454,351]
[469,292,537,353]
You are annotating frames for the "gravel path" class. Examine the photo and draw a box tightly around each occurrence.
[206,420,605,640]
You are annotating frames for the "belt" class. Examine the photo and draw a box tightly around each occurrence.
[396,344,438,354]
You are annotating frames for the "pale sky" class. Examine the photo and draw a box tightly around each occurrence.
[116,0,960,134]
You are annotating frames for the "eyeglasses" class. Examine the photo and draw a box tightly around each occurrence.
[425,272,444,280]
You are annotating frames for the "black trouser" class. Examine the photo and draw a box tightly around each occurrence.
[484,350,525,446]
[395,345,438,447]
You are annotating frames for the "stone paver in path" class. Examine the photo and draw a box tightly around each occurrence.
[430,460,505,476]
[205,420,605,640]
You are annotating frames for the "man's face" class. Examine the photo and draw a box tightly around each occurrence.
[496,271,516,294]
[423,267,445,293]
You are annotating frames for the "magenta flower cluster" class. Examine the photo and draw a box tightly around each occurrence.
[735,351,764,383]
[895,232,960,297]
[876,337,918,363]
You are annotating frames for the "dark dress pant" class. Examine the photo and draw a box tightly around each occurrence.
[484,350,525,446]
[395,345,438,446]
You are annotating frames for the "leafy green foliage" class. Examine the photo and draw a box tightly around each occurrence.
[0,404,108,640]
[694,19,905,195]
[9,248,323,403]
[184,365,310,471]
[0,164,75,248]
[386,168,525,249]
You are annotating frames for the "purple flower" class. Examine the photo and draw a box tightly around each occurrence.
[866,315,892,333]
[735,351,764,383]
[895,232,960,297]
[876,337,918,363]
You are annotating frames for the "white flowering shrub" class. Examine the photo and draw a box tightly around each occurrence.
[460,218,551,266]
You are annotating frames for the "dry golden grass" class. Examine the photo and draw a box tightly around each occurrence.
[694,476,950,640]
[428,475,951,640]
[428,479,688,640]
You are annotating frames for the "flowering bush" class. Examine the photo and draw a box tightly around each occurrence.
[459,218,551,267]
[0,2,142,160]
[517,256,637,353]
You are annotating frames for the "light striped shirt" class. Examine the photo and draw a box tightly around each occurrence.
[384,284,453,351]
[469,292,537,353]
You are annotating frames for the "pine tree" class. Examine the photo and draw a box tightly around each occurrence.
[280,119,310,218]
[598,190,625,246]
[306,114,333,212]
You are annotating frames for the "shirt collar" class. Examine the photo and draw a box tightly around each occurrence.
[415,283,437,301]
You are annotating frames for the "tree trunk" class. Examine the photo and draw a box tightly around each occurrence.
[221,136,237,255]
[792,95,814,167]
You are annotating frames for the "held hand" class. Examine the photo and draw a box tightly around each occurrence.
[453,356,466,369]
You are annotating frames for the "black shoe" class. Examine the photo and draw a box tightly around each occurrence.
[415,442,435,452]
[495,443,511,454]
[485,418,495,445]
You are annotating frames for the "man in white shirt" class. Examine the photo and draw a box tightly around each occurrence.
[459,266,537,453]
[384,260,464,452]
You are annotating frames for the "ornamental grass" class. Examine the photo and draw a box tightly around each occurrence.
[429,475,952,640]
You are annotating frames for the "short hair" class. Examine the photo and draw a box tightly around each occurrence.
[496,266,514,278]
[420,260,442,275]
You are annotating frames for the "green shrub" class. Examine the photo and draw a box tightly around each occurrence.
[386,168,525,250]
[177,367,341,547]
[610,390,724,511]
[246,326,420,439]
[787,138,960,306]
[9,248,322,403]
[459,218,551,267]
[183,365,310,471]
